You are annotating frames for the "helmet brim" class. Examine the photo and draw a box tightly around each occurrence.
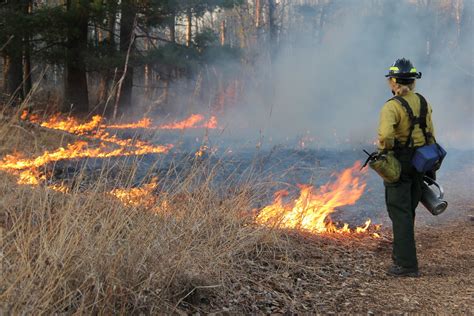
[385,72,422,79]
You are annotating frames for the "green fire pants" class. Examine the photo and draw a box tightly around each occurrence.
[384,150,423,269]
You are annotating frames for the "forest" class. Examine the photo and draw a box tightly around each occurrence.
[1,1,471,119]
[1,0,473,314]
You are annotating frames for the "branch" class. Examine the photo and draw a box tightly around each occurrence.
[32,41,66,54]
[112,16,138,119]
[136,24,177,46]
[134,34,176,45]
[0,35,14,52]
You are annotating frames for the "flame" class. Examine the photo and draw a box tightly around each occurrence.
[203,116,218,129]
[158,114,205,130]
[195,145,208,158]
[4,113,221,213]
[109,180,158,206]
[23,112,218,132]
[0,138,172,185]
[0,141,172,171]
[256,161,377,234]
[5,114,381,246]
[8,111,218,186]
[18,169,44,185]
[9,113,381,238]
[107,115,218,130]
[107,118,152,129]
[49,184,70,193]
[20,110,41,122]
[39,114,103,135]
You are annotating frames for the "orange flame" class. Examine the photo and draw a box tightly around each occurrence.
[0,141,172,171]
[49,184,70,193]
[0,139,172,185]
[5,113,180,185]
[20,110,42,122]
[38,114,103,135]
[4,113,220,209]
[202,116,218,129]
[256,161,377,235]
[18,169,44,185]
[10,113,381,238]
[158,114,205,130]
[24,112,218,132]
[107,118,152,129]
[109,180,158,206]
[108,115,218,130]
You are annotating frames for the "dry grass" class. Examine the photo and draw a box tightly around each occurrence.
[1,107,472,314]
[1,172,276,314]
[0,110,280,313]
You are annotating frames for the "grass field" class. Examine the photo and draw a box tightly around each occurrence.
[1,109,472,314]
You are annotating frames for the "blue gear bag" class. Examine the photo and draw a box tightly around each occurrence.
[390,94,447,173]
[412,143,447,173]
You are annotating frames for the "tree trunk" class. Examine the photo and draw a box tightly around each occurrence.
[97,0,117,109]
[2,1,25,105]
[186,9,192,47]
[144,39,150,99]
[63,0,89,113]
[268,0,277,61]
[255,0,264,44]
[220,19,226,46]
[23,0,33,97]
[3,50,23,104]
[235,7,248,48]
[116,0,136,112]
[23,46,32,97]
[169,13,176,43]
[255,0,262,28]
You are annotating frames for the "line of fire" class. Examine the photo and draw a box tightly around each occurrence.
[1,111,380,237]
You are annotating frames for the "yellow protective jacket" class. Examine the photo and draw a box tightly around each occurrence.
[378,91,435,151]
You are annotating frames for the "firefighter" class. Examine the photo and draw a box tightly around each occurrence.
[378,58,436,277]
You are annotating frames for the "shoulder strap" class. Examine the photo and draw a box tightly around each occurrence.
[391,96,417,148]
[392,96,414,120]
[416,93,431,143]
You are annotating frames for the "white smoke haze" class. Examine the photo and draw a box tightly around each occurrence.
[213,0,473,150]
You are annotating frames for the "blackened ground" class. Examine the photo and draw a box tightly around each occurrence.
[49,139,473,227]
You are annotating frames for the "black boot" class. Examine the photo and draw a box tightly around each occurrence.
[386,264,420,277]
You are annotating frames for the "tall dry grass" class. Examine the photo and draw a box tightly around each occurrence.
[0,113,280,313]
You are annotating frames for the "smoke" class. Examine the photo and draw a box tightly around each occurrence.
[219,0,473,149]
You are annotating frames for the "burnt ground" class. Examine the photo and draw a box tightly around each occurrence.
[179,211,474,314]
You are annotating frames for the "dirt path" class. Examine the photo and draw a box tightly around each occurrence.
[185,210,473,314]
[344,218,474,314]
